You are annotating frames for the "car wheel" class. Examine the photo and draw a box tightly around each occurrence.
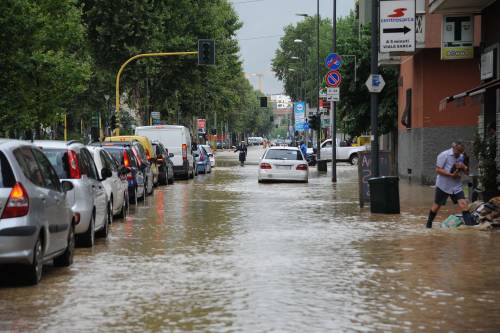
[25,237,43,285]
[129,187,138,205]
[163,170,169,186]
[54,224,75,267]
[142,181,147,201]
[117,194,127,219]
[97,205,110,238]
[79,213,95,247]
[168,174,174,184]
[349,154,359,166]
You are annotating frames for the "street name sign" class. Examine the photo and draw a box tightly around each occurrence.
[380,0,416,53]
[365,74,385,93]
[151,111,161,119]
[325,70,342,88]
[325,53,343,71]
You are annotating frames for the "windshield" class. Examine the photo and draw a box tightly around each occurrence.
[265,149,303,161]
[42,148,70,179]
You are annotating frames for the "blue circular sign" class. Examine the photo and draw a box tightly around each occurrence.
[325,53,343,70]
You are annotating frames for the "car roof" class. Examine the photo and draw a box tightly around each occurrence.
[267,146,299,151]
[0,139,37,150]
[33,140,84,149]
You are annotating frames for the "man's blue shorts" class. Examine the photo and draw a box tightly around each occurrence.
[434,187,465,206]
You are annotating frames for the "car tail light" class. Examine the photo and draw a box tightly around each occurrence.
[1,182,29,219]
[296,164,308,170]
[123,150,130,168]
[260,163,272,169]
[67,150,81,179]
[182,144,187,160]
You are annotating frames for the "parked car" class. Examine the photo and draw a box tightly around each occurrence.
[152,141,175,185]
[98,144,146,205]
[35,140,110,247]
[135,125,195,179]
[0,140,75,284]
[101,141,154,197]
[105,135,159,186]
[307,138,368,165]
[194,146,212,174]
[248,136,264,146]
[258,147,309,183]
[87,146,128,219]
[200,144,215,167]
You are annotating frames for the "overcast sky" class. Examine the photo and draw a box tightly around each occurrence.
[232,0,355,95]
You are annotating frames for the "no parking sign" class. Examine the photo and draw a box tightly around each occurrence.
[325,70,342,88]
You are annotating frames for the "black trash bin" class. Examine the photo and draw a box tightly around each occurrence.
[368,176,400,214]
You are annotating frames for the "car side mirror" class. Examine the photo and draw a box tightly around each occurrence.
[61,180,74,193]
[101,167,112,180]
[169,153,174,158]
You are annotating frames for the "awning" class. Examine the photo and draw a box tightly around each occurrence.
[439,77,500,110]
[429,0,495,14]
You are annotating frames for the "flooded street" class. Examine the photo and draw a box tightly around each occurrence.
[1,147,500,332]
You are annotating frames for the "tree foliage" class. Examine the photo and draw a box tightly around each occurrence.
[272,12,398,136]
[0,0,271,139]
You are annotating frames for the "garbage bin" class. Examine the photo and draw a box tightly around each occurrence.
[368,176,400,214]
[317,159,327,172]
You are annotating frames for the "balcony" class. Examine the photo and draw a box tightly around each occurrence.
[429,0,495,14]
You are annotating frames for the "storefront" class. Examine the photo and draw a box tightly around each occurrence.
[431,0,500,198]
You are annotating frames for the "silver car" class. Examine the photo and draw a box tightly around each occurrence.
[35,141,110,248]
[0,140,75,285]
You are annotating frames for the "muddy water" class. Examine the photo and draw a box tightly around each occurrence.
[1,153,500,332]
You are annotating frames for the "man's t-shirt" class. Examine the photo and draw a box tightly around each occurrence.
[436,148,463,194]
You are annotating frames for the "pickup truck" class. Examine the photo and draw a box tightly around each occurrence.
[307,139,368,165]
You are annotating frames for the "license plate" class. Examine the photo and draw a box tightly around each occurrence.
[276,165,291,170]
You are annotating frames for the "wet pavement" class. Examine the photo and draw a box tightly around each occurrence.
[1,146,500,332]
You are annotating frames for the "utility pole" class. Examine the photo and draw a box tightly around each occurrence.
[331,0,337,183]
[370,0,380,176]
[316,0,321,160]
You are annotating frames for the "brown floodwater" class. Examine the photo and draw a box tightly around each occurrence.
[1,150,500,332]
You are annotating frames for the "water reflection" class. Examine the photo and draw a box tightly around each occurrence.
[0,158,499,332]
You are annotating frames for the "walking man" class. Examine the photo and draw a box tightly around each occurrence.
[426,141,475,228]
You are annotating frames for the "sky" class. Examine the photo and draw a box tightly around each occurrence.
[232,0,355,95]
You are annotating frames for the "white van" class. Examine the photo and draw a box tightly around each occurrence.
[135,125,194,179]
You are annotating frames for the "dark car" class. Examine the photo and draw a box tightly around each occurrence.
[152,141,175,185]
[100,141,154,197]
[97,143,146,205]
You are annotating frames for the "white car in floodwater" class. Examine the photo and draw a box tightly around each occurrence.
[258,147,308,183]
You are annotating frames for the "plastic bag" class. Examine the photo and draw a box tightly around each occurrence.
[441,215,463,228]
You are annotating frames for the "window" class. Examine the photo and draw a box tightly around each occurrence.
[265,149,303,160]
[43,148,70,179]
[101,150,117,172]
[80,149,97,179]
[0,151,16,187]
[32,149,61,192]
[13,147,44,187]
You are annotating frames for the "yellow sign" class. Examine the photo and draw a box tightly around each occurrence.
[441,46,474,60]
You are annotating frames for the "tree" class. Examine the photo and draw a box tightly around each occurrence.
[0,0,91,137]
[272,12,398,137]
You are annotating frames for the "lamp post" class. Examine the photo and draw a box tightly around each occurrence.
[295,12,318,157]
[331,0,337,182]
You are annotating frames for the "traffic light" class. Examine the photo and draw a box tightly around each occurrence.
[260,96,268,108]
[110,114,117,129]
[308,115,319,131]
[211,128,217,135]
[198,39,215,65]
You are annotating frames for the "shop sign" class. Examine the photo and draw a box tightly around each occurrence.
[441,15,474,60]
